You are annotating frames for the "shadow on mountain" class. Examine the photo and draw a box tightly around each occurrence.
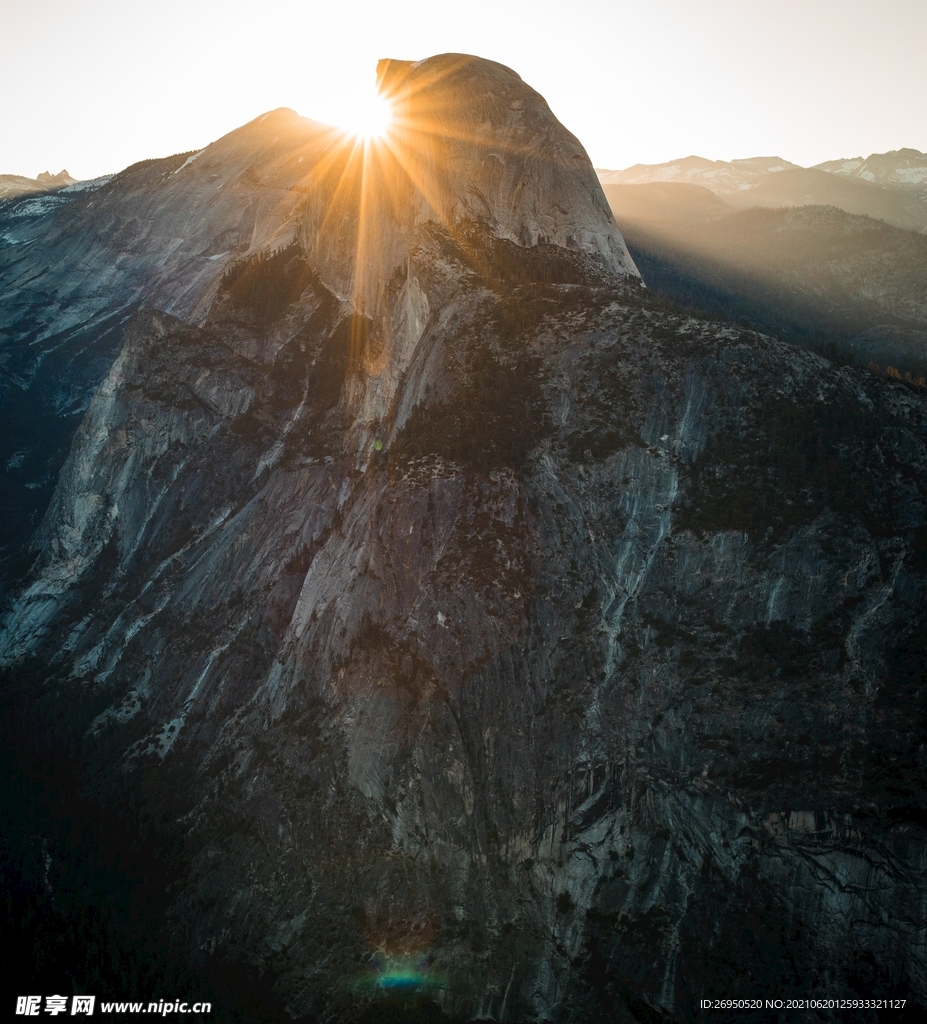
[605,182,927,376]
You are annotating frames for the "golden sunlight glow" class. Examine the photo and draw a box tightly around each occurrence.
[338,91,393,141]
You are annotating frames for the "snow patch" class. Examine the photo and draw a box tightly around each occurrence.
[155,717,185,757]
[61,175,113,193]
[8,195,69,218]
[172,150,204,174]
[895,167,927,184]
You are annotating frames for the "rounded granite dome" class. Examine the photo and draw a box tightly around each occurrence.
[377,53,639,278]
[296,53,638,314]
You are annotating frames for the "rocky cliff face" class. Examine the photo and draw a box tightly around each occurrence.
[2,54,927,1023]
[0,108,345,594]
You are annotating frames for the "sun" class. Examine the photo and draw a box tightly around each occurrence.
[340,91,394,142]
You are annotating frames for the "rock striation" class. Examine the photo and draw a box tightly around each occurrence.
[2,53,927,1023]
[0,109,342,592]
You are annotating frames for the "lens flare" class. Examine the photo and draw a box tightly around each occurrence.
[339,91,393,141]
[351,954,444,998]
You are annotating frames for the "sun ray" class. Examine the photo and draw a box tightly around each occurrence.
[337,90,394,142]
[289,54,569,332]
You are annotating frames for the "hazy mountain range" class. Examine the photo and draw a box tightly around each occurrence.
[596,150,927,380]
[3,59,927,1023]
[597,148,927,232]
[816,148,927,197]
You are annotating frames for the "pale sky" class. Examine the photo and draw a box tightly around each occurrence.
[2,0,925,181]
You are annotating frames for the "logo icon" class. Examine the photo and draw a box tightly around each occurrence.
[15,996,95,1016]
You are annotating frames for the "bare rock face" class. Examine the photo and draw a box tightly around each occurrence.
[300,54,636,314]
[375,55,637,276]
[2,54,927,1024]
[0,108,341,592]
[295,53,637,435]
[36,169,77,187]
[1,59,634,594]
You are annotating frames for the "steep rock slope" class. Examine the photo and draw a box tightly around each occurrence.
[0,110,348,592]
[2,54,927,1023]
[0,59,635,596]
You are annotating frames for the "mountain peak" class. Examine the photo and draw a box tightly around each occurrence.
[298,53,637,318]
[597,154,798,191]
[813,148,927,193]
[36,169,76,186]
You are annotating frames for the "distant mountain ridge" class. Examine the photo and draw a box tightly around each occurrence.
[597,154,800,192]
[597,148,927,232]
[0,169,77,201]
[814,147,927,194]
